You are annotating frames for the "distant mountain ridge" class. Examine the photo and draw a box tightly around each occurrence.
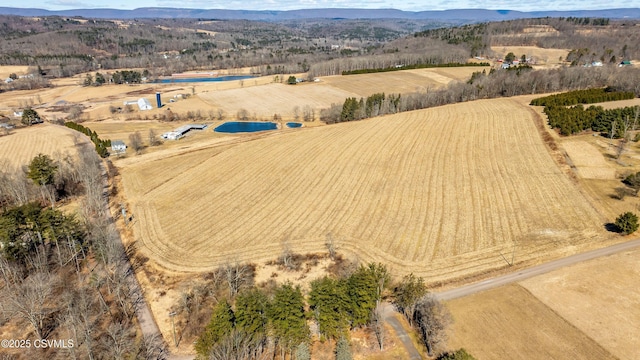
[0,7,639,21]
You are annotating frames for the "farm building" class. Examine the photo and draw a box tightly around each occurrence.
[111,140,127,154]
[161,124,208,140]
[137,98,152,111]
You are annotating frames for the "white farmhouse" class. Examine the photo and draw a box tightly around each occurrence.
[111,140,127,154]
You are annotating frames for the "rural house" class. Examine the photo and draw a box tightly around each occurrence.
[111,140,127,154]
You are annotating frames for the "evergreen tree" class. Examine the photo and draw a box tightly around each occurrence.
[0,202,42,262]
[235,288,269,342]
[27,154,57,187]
[335,336,352,360]
[268,284,309,354]
[27,153,58,207]
[21,107,40,125]
[309,277,351,340]
[437,348,477,360]
[195,300,235,357]
[294,342,311,360]
[615,212,639,235]
[94,72,106,85]
[347,267,378,327]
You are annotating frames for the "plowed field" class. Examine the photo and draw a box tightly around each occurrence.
[120,97,607,279]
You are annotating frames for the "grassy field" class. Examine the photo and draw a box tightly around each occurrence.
[320,67,489,98]
[446,284,616,359]
[490,46,569,66]
[520,247,640,360]
[0,123,89,168]
[118,97,608,281]
[0,65,480,124]
[448,246,640,360]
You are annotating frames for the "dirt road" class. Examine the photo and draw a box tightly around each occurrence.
[435,237,640,301]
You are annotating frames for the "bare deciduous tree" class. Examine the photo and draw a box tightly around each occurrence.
[148,129,161,147]
[413,295,451,357]
[129,131,144,154]
[325,233,337,260]
[223,262,254,297]
[236,109,249,121]
[2,272,58,339]
[371,305,385,351]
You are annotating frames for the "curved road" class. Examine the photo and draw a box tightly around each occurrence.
[435,237,640,301]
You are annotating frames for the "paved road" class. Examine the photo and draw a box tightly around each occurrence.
[435,238,640,301]
[381,303,423,360]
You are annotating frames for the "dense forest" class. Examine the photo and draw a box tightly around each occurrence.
[2,15,637,81]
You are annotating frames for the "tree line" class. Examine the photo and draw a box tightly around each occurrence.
[65,121,111,158]
[320,64,640,125]
[341,62,489,75]
[189,258,466,360]
[530,88,635,107]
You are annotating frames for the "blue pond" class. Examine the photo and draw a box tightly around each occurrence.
[286,122,303,128]
[214,122,278,133]
[153,75,254,84]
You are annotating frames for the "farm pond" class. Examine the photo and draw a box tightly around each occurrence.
[153,75,255,84]
[214,122,303,133]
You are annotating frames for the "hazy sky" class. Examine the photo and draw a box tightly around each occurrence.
[3,0,635,12]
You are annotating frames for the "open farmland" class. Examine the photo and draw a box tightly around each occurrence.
[0,123,89,168]
[446,284,616,359]
[490,46,569,65]
[447,246,640,360]
[320,67,489,98]
[562,140,616,180]
[0,65,30,79]
[118,97,609,280]
[198,81,357,119]
[520,247,640,360]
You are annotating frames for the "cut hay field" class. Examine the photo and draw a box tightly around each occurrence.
[562,140,616,180]
[119,97,609,280]
[320,67,489,98]
[521,247,640,360]
[198,82,355,119]
[446,284,616,360]
[0,123,89,168]
[490,46,569,65]
[0,65,30,80]
[447,246,640,360]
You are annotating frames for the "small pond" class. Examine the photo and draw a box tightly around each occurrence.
[286,122,303,128]
[214,122,278,133]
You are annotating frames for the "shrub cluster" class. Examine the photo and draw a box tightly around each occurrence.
[65,121,111,157]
